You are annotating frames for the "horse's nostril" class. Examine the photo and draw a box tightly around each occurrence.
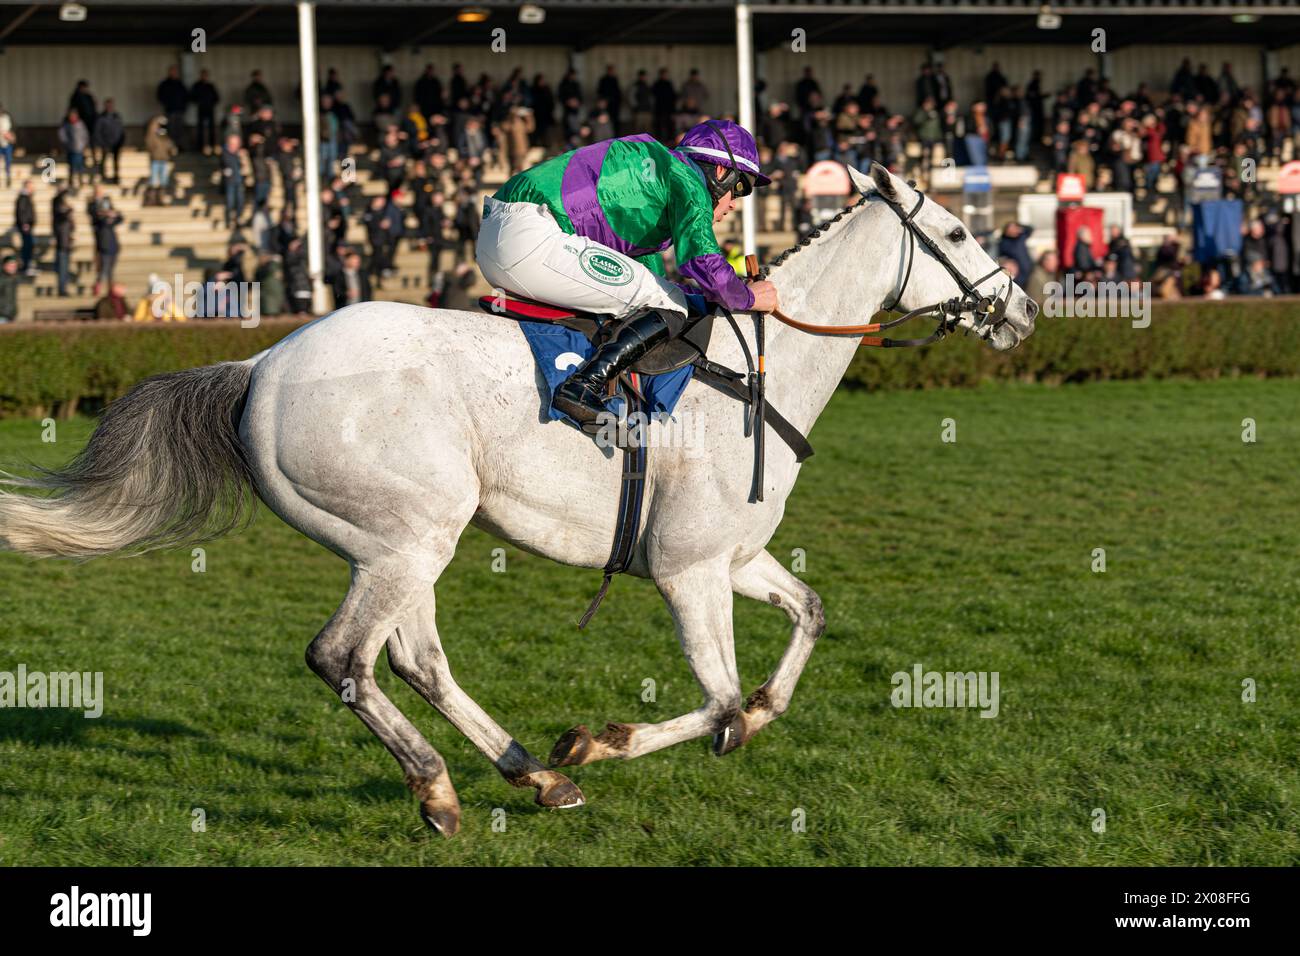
[1025,298,1039,320]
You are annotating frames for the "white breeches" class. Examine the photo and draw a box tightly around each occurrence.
[475,196,688,320]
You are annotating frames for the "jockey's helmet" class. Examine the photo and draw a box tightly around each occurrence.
[677,120,771,205]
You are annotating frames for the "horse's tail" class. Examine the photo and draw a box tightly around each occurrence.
[0,360,258,559]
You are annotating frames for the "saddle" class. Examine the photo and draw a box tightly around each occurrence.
[477,290,814,629]
[476,292,713,376]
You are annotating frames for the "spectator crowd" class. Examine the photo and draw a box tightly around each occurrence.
[4,54,1300,323]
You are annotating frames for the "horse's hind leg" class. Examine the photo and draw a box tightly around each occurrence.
[387,591,586,810]
[307,564,462,836]
[715,548,826,755]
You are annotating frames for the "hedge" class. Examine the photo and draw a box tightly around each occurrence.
[1,301,1298,418]
[844,298,1300,389]
[0,319,312,418]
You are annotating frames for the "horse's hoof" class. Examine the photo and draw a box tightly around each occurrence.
[712,714,748,757]
[550,724,593,768]
[419,804,461,838]
[536,772,586,810]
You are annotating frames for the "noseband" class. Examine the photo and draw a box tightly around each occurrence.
[763,186,1014,348]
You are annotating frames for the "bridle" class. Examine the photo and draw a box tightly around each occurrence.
[764,186,1014,348]
[713,182,1014,507]
[719,183,1012,507]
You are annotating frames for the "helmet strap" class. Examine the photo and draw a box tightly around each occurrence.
[693,157,731,205]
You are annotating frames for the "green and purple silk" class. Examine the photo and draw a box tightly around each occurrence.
[493,133,755,312]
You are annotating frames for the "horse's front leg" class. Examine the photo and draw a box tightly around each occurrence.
[550,558,742,767]
[714,548,826,755]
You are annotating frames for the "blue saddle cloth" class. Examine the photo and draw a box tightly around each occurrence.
[517,297,705,430]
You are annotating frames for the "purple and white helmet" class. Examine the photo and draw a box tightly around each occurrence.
[677,119,770,202]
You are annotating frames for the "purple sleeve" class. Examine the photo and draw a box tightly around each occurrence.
[679,253,756,311]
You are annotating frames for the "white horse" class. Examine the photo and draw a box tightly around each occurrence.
[0,164,1037,836]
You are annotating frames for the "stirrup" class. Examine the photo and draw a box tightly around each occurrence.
[552,376,608,423]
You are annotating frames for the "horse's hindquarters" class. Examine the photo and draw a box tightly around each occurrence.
[235,302,621,572]
[239,303,486,570]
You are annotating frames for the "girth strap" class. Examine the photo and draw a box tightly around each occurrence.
[578,378,649,630]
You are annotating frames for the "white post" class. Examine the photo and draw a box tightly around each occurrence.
[735,0,757,256]
[298,1,330,315]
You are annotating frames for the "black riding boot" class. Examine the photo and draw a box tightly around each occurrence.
[552,310,673,430]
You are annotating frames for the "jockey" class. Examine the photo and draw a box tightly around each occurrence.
[477,119,780,430]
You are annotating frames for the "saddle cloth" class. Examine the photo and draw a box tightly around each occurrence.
[482,293,702,430]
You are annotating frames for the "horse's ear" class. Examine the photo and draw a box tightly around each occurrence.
[846,164,877,198]
[849,163,916,207]
[868,162,900,202]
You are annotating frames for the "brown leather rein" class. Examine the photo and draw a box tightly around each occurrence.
[765,305,937,349]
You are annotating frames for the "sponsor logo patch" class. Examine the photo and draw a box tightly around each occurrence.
[579,249,633,286]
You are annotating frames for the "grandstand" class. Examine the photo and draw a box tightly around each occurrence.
[1,0,1299,322]
[2,143,476,320]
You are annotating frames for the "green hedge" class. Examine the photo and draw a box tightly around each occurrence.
[843,299,1300,390]
[1,302,1298,418]
[0,319,311,418]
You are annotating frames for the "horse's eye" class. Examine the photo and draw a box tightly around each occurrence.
[949,228,966,243]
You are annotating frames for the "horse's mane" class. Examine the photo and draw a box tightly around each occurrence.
[756,193,871,280]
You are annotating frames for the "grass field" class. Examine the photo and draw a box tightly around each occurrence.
[1,377,1297,866]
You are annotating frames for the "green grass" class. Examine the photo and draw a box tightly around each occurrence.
[1,377,1297,866]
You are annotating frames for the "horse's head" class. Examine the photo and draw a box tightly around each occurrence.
[848,163,1037,352]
